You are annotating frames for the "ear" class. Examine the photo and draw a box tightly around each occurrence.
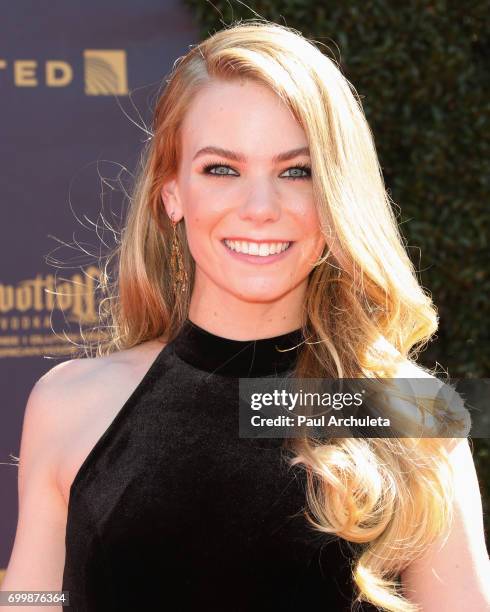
[160,176,184,223]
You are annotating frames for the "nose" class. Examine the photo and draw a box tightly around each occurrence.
[238,182,281,224]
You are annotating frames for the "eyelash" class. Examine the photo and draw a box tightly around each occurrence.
[201,161,312,181]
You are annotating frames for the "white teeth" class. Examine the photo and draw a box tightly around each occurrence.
[249,242,259,255]
[223,240,291,256]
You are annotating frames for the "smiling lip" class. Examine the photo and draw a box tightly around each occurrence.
[220,238,294,265]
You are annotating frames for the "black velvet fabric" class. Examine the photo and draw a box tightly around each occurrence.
[62,319,380,611]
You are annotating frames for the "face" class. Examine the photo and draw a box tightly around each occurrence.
[161,78,326,311]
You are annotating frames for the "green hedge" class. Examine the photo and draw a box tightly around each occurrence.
[184,0,489,541]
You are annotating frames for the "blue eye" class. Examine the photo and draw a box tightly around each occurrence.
[281,164,312,180]
[201,162,311,180]
[203,164,238,177]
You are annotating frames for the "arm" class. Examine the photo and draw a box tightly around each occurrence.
[401,437,490,610]
[1,364,76,611]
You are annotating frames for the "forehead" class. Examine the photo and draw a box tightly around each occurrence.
[179,78,306,160]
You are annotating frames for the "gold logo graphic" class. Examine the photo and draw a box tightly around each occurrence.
[0,268,100,322]
[0,59,74,87]
[0,50,128,94]
[0,267,106,358]
[84,49,128,96]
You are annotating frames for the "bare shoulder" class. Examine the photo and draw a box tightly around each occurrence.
[28,337,167,506]
[31,337,167,433]
[38,336,167,388]
[2,337,167,594]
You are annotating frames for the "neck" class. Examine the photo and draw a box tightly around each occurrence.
[188,276,306,341]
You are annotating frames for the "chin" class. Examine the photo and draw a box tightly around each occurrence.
[226,283,296,304]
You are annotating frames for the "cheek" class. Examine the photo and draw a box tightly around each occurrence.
[184,188,211,234]
[182,190,221,260]
[296,202,324,244]
[185,182,224,224]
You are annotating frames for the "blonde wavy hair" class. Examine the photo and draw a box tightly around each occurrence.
[86,19,469,612]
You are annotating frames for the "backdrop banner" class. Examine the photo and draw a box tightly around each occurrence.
[0,0,198,570]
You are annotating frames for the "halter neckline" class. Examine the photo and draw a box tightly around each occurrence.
[171,318,304,377]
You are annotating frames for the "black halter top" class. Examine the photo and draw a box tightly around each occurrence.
[62,319,378,611]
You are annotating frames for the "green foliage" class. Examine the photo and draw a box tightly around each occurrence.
[184,0,490,539]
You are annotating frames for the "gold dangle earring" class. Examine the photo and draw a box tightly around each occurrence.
[170,211,188,294]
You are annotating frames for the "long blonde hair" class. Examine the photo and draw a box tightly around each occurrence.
[87,20,467,611]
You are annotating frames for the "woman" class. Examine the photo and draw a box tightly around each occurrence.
[3,19,490,612]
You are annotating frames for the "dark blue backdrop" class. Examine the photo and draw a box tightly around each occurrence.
[0,0,199,571]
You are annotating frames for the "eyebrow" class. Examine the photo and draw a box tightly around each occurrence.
[192,145,310,163]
